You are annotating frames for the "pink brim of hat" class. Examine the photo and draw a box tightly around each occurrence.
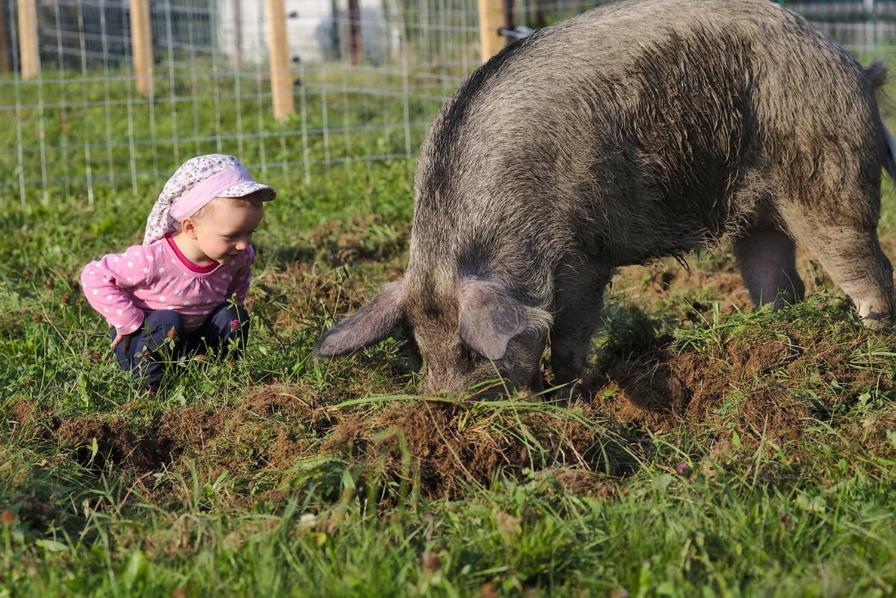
[169,165,276,221]
[217,180,276,200]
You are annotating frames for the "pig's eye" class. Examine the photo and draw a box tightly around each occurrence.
[395,323,422,373]
[458,345,478,371]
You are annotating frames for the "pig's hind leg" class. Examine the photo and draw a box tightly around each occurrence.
[733,216,805,309]
[785,210,894,328]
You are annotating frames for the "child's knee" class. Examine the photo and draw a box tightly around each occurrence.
[146,309,186,338]
[232,305,250,330]
[212,303,250,332]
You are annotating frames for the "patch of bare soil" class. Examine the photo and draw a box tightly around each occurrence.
[156,406,228,453]
[6,399,58,442]
[56,416,177,472]
[52,384,326,475]
[594,337,803,433]
[8,399,39,427]
[588,321,891,447]
[47,383,634,501]
[321,399,636,498]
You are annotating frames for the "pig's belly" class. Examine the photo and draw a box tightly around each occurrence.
[586,205,731,268]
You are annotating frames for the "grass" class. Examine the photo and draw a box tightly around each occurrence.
[2,50,896,597]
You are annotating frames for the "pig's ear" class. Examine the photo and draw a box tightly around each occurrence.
[457,280,551,361]
[313,281,405,358]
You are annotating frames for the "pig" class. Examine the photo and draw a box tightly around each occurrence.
[313,0,896,394]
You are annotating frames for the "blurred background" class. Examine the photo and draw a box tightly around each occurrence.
[0,0,893,204]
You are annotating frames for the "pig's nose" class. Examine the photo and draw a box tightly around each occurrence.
[422,371,449,395]
[422,376,439,394]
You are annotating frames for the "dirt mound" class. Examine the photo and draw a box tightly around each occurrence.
[56,416,176,471]
[156,406,227,452]
[52,384,341,484]
[322,399,635,498]
[9,399,38,426]
[590,323,884,444]
[6,399,58,442]
[595,339,800,431]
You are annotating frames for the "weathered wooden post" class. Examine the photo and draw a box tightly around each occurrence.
[265,0,295,120]
[347,0,362,65]
[0,0,11,73]
[478,0,506,62]
[130,0,153,96]
[17,0,39,78]
[528,0,550,29]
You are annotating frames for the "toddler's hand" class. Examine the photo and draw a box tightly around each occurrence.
[111,332,131,352]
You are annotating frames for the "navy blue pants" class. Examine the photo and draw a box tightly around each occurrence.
[112,303,250,388]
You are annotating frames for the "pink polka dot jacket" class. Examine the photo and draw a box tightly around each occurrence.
[80,233,254,335]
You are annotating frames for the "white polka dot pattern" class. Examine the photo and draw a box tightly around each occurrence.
[80,239,255,335]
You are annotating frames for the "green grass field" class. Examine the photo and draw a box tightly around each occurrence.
[2,57,896,596]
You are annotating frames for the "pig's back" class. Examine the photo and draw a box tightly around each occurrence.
[412,0,878,268]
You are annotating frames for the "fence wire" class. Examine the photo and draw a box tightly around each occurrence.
[1,0,895,205]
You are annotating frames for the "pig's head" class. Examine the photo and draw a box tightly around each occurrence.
[312,277,550,394]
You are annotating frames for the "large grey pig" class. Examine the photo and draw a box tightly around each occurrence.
[314,0,896,393]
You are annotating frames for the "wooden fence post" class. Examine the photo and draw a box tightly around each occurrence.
[347,0,362,65]
[478,0,505,62]
[130,0,153,96]
[0,0,11,73]
[17,0,38,78]
[266,0,295,120]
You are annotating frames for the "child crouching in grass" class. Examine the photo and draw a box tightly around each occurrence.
[81,154,276,390]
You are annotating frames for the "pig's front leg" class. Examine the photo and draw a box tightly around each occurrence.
[548,264,611,390]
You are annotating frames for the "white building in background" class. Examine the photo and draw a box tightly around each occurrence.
[217,0,402,66]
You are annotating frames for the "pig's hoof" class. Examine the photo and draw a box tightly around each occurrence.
[861,315,893,331]
[546,378,587,400]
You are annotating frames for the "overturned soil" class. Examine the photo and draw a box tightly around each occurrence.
[595,335,805,434]
[321,398,639,498]
[32,310,889,507]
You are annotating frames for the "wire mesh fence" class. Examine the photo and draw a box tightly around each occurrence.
[1,0,896,206]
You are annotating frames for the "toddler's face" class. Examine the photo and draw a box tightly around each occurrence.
[193,197,264,262]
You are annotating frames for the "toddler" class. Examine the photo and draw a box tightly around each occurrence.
[81,154,276,389]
